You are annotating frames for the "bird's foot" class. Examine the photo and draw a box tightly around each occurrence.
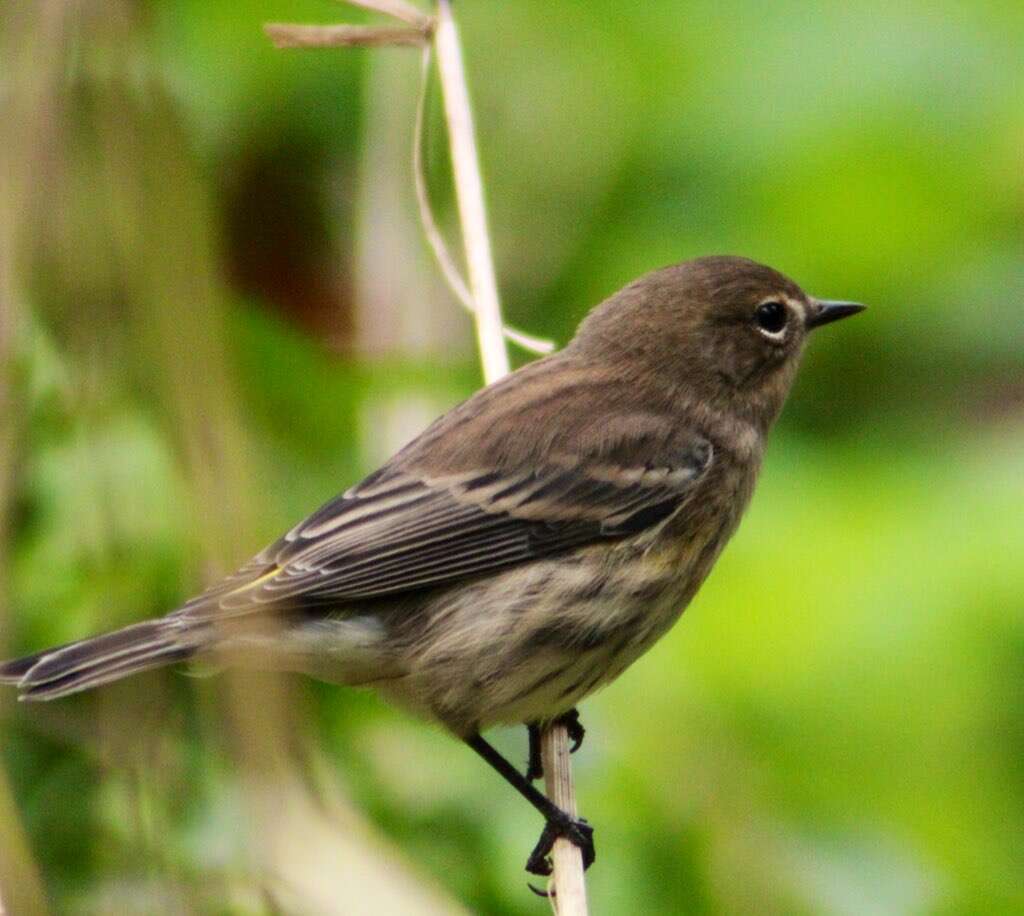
[559,708,586,754]
[525,810,595,876]
[525,709,586,781]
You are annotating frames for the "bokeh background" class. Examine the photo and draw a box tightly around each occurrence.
[1,1,1022,913]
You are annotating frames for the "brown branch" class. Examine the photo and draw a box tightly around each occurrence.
[264,23,428,49]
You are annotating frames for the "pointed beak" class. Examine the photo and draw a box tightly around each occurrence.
[806,298,866,329]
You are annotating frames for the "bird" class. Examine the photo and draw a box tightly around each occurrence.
[0,255,865,876]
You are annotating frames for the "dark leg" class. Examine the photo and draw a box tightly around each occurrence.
[467,733,595,875]
[526,723,543,782]
[524,708,586,781]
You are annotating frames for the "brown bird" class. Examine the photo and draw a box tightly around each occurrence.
[0,256,865,875]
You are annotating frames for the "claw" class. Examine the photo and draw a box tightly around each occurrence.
[525,813,595,876]
[526,710,586,781]
[560,709,585,754]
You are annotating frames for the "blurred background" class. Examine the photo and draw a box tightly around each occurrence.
[1,1,1022,913]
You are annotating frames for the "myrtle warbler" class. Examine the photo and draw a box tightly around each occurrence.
[1,256,864,874]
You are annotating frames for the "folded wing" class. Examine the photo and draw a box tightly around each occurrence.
[181,429,712,613]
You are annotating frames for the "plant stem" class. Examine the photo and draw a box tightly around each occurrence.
[431,2,587,911]
[265,23,427,48]
[432,0,509,383]
[540,722,589,913]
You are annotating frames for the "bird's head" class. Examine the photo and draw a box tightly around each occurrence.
[569,255,865,428]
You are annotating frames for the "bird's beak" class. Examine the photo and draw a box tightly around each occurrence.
[806,299,866,329]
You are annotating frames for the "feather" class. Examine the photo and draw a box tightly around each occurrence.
[174,404,713,613]
[2,619,206,701]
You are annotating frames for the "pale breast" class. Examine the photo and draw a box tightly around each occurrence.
[375,524,712,734]
[376,458,759,734]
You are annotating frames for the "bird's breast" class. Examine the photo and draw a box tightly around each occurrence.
[378,460,758,733]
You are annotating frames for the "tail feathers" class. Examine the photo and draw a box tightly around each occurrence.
[1,619,204,701]
[0,650,50,683]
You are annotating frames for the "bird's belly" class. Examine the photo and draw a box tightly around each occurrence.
[383,534,718,735]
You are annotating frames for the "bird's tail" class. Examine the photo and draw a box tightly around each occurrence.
[0,618,207,701]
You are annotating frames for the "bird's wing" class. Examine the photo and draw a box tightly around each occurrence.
[180,418,712,614]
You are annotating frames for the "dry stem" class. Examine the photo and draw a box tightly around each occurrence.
[432,0,508,381]
[333,0,433,31]
[265,23,428,49]
[540,722,589,913]
[411,46,554,356]
[431,1,587,910]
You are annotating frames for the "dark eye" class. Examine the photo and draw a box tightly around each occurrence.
[754,301,788,336]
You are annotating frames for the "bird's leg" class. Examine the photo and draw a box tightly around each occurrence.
[525,723,543,782]
[524,707,586,781]
[467,733,595,876]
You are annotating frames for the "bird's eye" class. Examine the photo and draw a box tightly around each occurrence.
[754,301,788,337]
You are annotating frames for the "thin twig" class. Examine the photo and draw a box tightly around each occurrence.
[333,0,433,31]
[265,23,427,49]
[411,46,554,356]
[432,0,508,382]
[431,1,587,911]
